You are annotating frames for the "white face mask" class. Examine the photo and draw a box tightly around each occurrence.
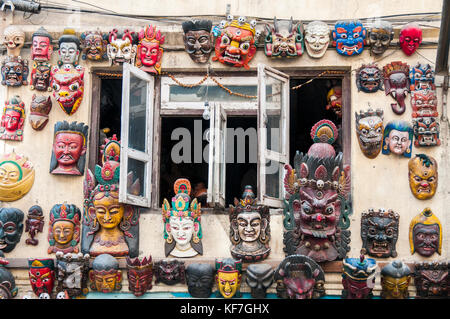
[304,21,330,58]
[169,216,194,247]
[237,212,261,242]
[107,39,136,65]
[59,42,79,64]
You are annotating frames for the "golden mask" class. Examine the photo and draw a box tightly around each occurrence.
[408,154,437,200]
[0,151,35,202]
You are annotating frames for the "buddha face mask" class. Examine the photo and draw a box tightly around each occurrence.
[304,21,329,58]
[382,120,413,157]
[408,154,437,200]
[89,254,122,293]
[332,20,366,56]
[399,23,422,56]
[409,208,442,257]
[380,260,411,299]
[355,108,384,159]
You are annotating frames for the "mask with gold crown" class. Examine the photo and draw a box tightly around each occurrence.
[0,95,26,141]
[0,150,35,202]
[47,204,81,254]
[162,178,202,258]
[283,119,351,262]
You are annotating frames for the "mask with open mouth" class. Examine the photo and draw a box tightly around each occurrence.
[409,208,442,257]
[414,261,449,299]
[356,63,383,93]
[30,61,52,92]
[51,64,84,116]
[413,117,440,147]
[332,20,366,56]
[107,29,137,66]
[408,154,438,200]
[28,258,55,297]
[361,208,399,258]
[383,61,410,115]
[80,30,108,61]
[411,90,438,118]
[154,259,185,285]
[264,17,304,58]
[1,56,28,87]
[355,108,384,158]
[410,63,435,91]
[215,258,242,299]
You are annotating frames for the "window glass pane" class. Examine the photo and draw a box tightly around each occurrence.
[127,157,146,197]
[129,74,147,152]
[265,76,282,153]
[169,85,257,102]
[265,160,280,198]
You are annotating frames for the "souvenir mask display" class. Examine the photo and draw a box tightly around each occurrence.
[55,251,90,298]
[182,19,213,64]
[212,16,257,69]
[82,135,140,258]
[136,25,165,74]
[414,261,449,299]
[107,29,137,66]
[154,259,185,285]
[411,90,438,118]
[31,27,53,62]
[186,263,215,298]
[410,63,435,91]
[380,260,411,299]
[89,254,122,293]
[325,86,342,118]
[408,154,437,200]
[0,96,26,141]
[382,120,413,157]
[80,30,108,61]
[1,56,28,87]
[361,208,399,258]
[0,151,35,202]
[0,207,24,253]
[355,108,384,159]
[162,178,202,257]
[29,94,52,131]
[409,208,442,257]
[30,61,52,92]
[356,63,383,93]
[332,20,366,56]
[51,63,85,116]
[245,263,274,299]
[413,117,441,147]
[50,121,88,176]
[341,255,377,299]
[264,17,304,58]
[383,61,410,115]
[57,29,81,66]
[367,20,393,56]
[0,253,17,298]
[215,258,242,299]
[25,205,44,246]
[28,258,55,297]
[274,254,325,299]
[229,185,270,262]
[126,255,153,297]
[304,21,329,58]
[283,120,352,262]
[1,25,25,57]
[47,204,81,254]
[399,23,422,56]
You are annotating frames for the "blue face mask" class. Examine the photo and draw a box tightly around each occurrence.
[332,20,366,56]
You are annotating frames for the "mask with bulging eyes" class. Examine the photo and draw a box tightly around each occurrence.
[245,264,274,298]
[39,293,51,299]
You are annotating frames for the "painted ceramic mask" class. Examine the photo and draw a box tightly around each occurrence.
[229,185,270,261]
[283,120,351,262]
[0,207,24,253]
[382,120,413,157]
[361,208,399,258]
[136,25,165,74]
[356,63,383,93]
[82,135,140,258]
[408,154,437,200]
[55,251,90,298]
[399,23,422,56]
[28,258,55,297]
[245,264,274,299]
[29,94,52,131]
[0,96,26,141]
[215,258,242,299]
[31,27,53,62]
[212,16,257,69]
[25,205,44,246]
[162,178,202,258]
[30,61,52,91]
[51,63,85,116]
[80,30,108,61]
[409,208,442,257]
[50,121,88,176]
[2,25,25,57]
[380,260,411,299]
[0,151,35,202]
[182,19,213,63]
[367,20,393,55]
[325,86,342,118]
[342,255,377,299]
[154,259,185,285]
[332,20,366,56]
[47,204,81,254]
[414,261,449,298]
[126,255,153,297]
[383,61,410,114]
[274,255,325,299]
[411,90,438,118]
[107,29,137,66]
[89,254,122,293]
[0,254,17,298]
[186,263,215,298]
[264,17,304,58]
[304,21,329,58]
[57,29,81,66]
[410,63,435,91]
[1,56,28,87]
[413,117,440,147]
[355,108,384,159]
